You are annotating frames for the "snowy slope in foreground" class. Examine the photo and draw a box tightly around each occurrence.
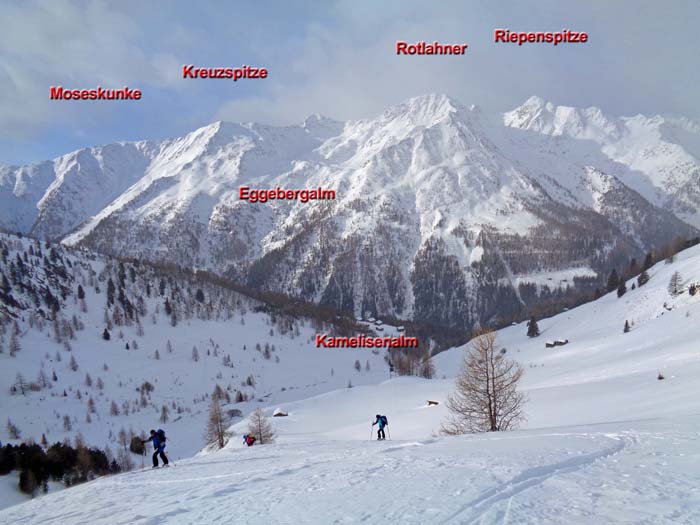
[1,410,698,523]
[3,246,700,523]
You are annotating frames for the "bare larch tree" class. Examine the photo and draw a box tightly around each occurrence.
[248,408,276,444]
[442,330,526,435]
[206,395,232,450]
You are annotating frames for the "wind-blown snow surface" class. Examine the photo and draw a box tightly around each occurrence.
[2,245,700,523]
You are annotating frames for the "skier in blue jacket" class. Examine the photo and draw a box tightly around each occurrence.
[142,429,169,468]
[372,415,388,440]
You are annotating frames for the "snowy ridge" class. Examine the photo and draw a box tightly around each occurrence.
[505,96,700,226]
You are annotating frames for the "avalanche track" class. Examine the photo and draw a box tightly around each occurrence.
[1,417,698,525]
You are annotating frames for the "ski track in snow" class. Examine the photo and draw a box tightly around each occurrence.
[441,432,629,524]
[3,421,699,525]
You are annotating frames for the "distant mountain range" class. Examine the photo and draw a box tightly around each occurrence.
[1,94,698,328]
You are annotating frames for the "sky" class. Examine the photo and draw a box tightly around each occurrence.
[1,0,698,165]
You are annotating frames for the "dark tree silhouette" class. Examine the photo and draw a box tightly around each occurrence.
[527,316,540,338]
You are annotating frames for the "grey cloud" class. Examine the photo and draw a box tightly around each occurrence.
[0,0,186,138]
[216,0,700,125]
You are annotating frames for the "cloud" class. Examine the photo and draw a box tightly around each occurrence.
[215,0,700,125]
[0,0,185,138]
[1,0,698,163]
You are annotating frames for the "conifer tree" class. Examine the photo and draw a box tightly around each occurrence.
[628,258,640,277]
[1,273,10,294]
[9,331,20,356]
[19,470,37,496]
[617,280,627,298]
[607,269,620,293]
[623,320,630,333]
[527,316,540,338]
[668,271,683,296]
[13,373,28,395]
[637,270,650,287]
[107,278,115,306]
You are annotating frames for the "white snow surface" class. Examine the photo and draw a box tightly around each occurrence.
[2,244,700,523]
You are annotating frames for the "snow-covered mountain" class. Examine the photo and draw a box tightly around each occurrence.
[504,96,700,227]
[3,239,699,523]
[0,95,697,328]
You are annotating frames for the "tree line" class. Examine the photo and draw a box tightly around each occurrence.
[0,440,120,496]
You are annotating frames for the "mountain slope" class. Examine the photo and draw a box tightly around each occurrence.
[0,233,394,466]
[2,242,700,523]
[0,95,697,328]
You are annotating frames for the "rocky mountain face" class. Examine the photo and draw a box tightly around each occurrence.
[0,94,697,329]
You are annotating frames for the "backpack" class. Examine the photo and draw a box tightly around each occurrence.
[381,415,388,426]
[156,429,166,443]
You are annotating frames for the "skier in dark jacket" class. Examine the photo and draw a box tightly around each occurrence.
[372,415,387,440]
[142,429,169,468]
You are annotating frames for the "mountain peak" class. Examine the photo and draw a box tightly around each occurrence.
[381,93,464,127]
[504,97,622,143]
[301,114,344,140]
[521,95,546,108]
